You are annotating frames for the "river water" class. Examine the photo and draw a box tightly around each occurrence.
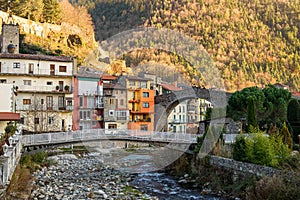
[131,172,225,200]
[89,145,227,200]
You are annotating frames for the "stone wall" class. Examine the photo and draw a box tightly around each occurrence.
[0,134,23,197]
[209,155,278,177]
[0,11,82,38]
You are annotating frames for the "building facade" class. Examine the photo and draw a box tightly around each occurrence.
[73,67,104,130]
[0,83,20,135]
[116,76,154,132]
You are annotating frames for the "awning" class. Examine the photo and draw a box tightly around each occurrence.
[0,112,20,121]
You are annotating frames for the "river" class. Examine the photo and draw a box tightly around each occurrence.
[28,145,228,199]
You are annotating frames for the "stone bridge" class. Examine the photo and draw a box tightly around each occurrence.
[154,87,231,132]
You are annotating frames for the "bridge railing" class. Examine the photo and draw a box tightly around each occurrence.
[21,129,198,146]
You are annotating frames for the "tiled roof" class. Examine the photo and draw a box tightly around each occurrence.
[101,75,118,81]
[126,76,152,81]
[0,53,73,62]
[161,83,182,91]
[77,67,104,78]
[0,112,20,121]
[103,83,126,90]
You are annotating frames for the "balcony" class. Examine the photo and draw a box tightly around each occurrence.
[129,98,140,103]
[18,105,73,112]
[0,66,72,77]
[17,85,73,93]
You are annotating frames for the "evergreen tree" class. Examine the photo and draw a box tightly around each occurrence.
[287,99,300,143]
[247,97,257,130]
[279,121,293,149]
[42,0,61,24]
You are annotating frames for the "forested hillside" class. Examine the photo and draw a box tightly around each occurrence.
[73,0,300,92]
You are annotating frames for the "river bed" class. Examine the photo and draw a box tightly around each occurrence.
[29,146,228,199]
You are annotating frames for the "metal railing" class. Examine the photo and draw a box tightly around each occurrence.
[21,129,198,146]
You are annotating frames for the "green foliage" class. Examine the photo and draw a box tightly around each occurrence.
[278,122,293,149]
[20,151,49,172]
[227,86,266,121]
[232,131,291,167]
[232,136,247,162]
[247,97,257,129]
[228,85,292,129]
[287,99,300,143]
[4,124,17,135]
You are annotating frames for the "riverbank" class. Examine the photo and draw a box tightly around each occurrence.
[5,147,229,199]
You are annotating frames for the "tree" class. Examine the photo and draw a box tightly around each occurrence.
[279,121,293,149]
[227,86,266,122]
[262,85,291,124]
[247,96,257,130]
[42,0,62,24]
[287,99,300,143]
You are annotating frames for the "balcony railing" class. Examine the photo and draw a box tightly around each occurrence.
[17,85,73,93]
[0,66,72,76]
[18,105,73,111]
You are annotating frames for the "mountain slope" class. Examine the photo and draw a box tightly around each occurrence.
[75,0,300,91]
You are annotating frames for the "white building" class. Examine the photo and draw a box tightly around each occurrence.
[0,22,75,133]
[0,83,19,135]
[0,53,75,133]
[168,101,188,134]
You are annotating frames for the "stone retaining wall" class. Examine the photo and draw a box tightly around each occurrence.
[209,155,278,177]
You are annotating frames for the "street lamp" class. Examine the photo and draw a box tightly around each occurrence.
[8,136,13,147]
[3,143,8,157]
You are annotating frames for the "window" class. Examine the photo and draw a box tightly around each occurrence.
[79,96,84,107]
[28,63,34,74]
[108,124,117,129]
[79,111,91,120]
[116,110,127,120]
[34,118,39,124]
[129,80,135,86]
[87,97,94,108]
[109,99,114,105]
[59,66,67,72]
[20,117,24,124]
[143,92,149,97]
[23,99,31,105]
[41,99,44,105]
[0,79,7,83]
[23,80,31,85]
[13,62,20,68]
[140,124,148,131]
[46,81,53,86]
[48,117,54,124]
[46,96,53,110]
[58,96,65,109]
[141,81,147,88]
[120,99,124,106]
[143,102,149,108]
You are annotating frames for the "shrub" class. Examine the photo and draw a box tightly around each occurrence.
[232,131,291,167]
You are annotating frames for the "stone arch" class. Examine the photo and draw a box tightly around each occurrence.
[154,87,231,132]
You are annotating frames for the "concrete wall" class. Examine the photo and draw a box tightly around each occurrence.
[0,84,14,112]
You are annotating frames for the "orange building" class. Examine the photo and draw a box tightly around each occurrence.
[116,76,154,132]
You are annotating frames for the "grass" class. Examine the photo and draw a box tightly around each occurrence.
[6,151,52,199]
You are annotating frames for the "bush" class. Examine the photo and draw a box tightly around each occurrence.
[232,132,291,167]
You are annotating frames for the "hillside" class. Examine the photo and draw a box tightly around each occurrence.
[74,0,300,91]
[0,0,96,64]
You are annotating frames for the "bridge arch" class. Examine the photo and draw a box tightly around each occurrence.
[154,87,230,132]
